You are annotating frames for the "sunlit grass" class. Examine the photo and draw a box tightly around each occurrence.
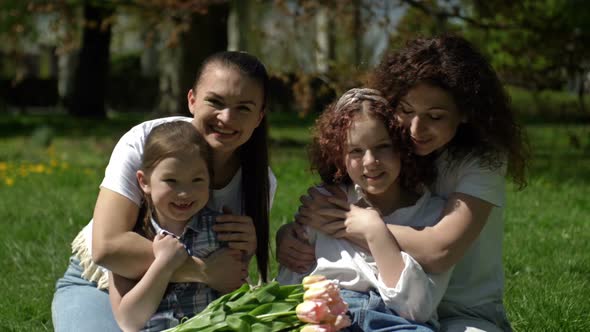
[0,112,589,331]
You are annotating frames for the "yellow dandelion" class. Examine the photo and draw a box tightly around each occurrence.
[61,162,69,170]
[50,159,59,167]
[47,145,56,156]
[19,169,28,177]
[5,177,14,186]
[0,162,7,171]
[83,168,94,175]
[31,164,46,173]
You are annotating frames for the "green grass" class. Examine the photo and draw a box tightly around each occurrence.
[0,110,589,331]
[508,85,590,123]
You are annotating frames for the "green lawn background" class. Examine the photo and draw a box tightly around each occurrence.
[1,89,589,331]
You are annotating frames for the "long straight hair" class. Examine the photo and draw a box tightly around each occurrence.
[193,51,270,281]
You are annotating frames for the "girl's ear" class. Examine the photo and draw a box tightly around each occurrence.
[136,170,151,194]
[187,88,197,116]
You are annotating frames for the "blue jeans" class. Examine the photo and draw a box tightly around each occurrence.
[341,289,435,332]
[51,256,122,332]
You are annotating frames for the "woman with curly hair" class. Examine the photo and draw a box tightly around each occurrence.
[278,35,528,331]
[278,88,451,331]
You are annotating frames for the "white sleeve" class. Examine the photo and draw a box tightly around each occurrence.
[454,158,506,207]
[99,127,146,206]
[375,252,452,323]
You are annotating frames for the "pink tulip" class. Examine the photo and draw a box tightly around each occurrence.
[328,299,348,316]
[304,280,341,302]
[333,314,352,330]
[303,275,327,289]
[301,324,335,332]
[296,300,331,324]
[297,275,351,331]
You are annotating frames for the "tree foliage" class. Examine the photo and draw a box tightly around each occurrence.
[1,0,229,117]
[396,0,590,91]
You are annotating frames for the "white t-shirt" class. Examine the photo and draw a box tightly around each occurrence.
[81,116,277,255]
[277,184,450,324]
[433,152,506,310]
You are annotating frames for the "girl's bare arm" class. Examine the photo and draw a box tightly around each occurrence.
[108,262,173,332]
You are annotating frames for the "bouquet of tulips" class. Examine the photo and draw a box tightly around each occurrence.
[164,275,351,332]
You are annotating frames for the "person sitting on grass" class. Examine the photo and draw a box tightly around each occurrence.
[277,34,529,332]
[52,51,276,332]
[278,88,452,331]
[109,121,234,331]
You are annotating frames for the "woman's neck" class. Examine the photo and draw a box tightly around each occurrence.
[365,184,420,216]
[211,151,240,189]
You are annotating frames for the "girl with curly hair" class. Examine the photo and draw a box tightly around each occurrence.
[278,88,451,331]
[278,35,528,332]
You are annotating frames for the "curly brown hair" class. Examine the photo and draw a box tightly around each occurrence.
[368,34,529,189]
[308,90,435,193]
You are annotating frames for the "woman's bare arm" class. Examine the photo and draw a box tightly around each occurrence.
[92,188,152,279]
[91,188,246,290]
[383,193,493,273]
[295,188,493,274]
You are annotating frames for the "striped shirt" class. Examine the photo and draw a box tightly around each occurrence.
[142,208,224,331]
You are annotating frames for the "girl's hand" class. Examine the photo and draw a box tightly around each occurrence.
[275,222,315,273]
[343,205,384,241]
[296,185,348,236]
[214,207,256,257]
[152,233,188,271]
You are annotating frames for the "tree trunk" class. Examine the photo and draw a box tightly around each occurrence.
[315,5,331,73]
[69,3,113,118]
[228,0,250,51]
[178,3,230,115]
[578,70,586,114]
[157,3,229,116]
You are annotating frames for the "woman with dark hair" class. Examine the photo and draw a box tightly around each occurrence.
[278,35,529,332]
[52,51,275,331]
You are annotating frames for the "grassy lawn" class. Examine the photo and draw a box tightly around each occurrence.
[0,110,589,331]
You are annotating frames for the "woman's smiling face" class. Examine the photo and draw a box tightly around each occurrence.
[396,83,463,156]
[188,64,264,156]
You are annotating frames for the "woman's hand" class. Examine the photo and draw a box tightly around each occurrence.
[152,233,188,272]
[202,248,247,293]
[275,222,315,273]
[214,206,257,257]
[296,185,348,236]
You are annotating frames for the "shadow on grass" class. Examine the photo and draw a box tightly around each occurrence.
[0,112,150,138]
[530,151,590,183]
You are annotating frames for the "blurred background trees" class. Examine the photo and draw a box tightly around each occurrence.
[0,0,588,119]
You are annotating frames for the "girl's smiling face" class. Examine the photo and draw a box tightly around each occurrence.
[397,83,463,156]
[345,112,401,199]
[188,64,265,157]
[138,151,209,228]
